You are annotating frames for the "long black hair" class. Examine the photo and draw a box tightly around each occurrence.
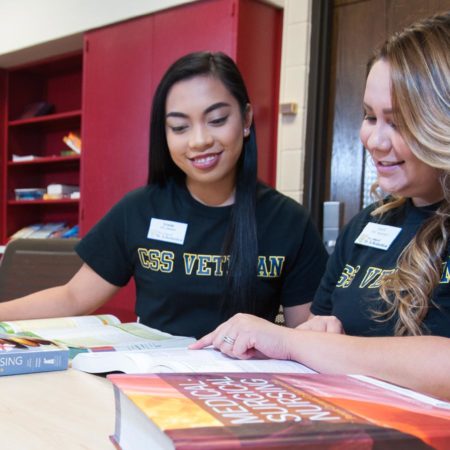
[148,51,258,316]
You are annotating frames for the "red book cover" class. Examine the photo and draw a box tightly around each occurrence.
[108,373,450,450]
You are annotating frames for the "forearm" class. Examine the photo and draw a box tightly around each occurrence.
[0,264,119,321]
[0,285,88,321]
[288,331,450,400]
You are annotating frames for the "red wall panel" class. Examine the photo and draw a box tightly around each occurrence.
[237,0,282,186]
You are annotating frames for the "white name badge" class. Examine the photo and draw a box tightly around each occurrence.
[147,218,187,245]
[354,222,401,250]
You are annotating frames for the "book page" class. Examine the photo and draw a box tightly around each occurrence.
[0,314,120,334]
[351,375,450,409]
[72,347,315,374]
[24,322,195,351]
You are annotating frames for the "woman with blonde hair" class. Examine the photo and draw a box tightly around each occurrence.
[192,12,450,400]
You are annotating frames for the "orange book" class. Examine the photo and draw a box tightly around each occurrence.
[108,372,450,450]
[62,132,82,153]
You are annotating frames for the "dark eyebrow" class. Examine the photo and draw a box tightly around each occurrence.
[166,101,231,119]
[204,102,231,114]
[166,111,188,119]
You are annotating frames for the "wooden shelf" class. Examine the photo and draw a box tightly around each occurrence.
[8,155,80,166]
[9,110,82,127]
[8,199,80,206]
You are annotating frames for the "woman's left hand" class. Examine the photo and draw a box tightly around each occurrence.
[296,315,345,334]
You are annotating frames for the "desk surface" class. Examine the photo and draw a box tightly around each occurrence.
[0,369,115,449]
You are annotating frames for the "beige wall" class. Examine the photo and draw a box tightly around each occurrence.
[276,0,311,203]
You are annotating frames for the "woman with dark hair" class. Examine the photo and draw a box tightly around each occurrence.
[192,13,450,399]
[0,51,328,339]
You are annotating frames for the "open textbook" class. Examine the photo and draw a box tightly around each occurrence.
[71,347,316,375]
[0,315,195,357]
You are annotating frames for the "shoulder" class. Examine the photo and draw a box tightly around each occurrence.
[116,181,180,206]
[347,202,378,226]
[256,183,309,218]
[341,198,409,238]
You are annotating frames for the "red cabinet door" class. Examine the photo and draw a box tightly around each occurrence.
[82,14,155,235]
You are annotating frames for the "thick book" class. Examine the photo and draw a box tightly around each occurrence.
[0,314,195,359]
[108,372,450,450]
[0,334,68,376]
[72,347,315,375]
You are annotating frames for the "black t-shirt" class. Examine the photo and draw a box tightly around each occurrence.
[312,199,450,337]
[77,179,328,338]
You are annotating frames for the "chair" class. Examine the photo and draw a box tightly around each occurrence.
[0,238,83,302]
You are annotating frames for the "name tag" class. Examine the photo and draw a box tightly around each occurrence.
[354,222,401,250]
[147,218,187,245]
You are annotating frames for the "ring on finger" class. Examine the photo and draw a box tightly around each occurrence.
[223,335,236,345]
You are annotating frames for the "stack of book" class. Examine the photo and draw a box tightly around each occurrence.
[9,223,79,240]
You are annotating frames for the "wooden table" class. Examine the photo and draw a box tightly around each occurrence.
[0,369,115,449]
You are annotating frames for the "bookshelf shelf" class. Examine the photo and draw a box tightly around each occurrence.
[8,155,80,166]
[8,110,82,127]
[8,199,79,206]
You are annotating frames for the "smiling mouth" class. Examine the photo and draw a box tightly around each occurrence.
[189,152,222,169]
[378,161,404,167]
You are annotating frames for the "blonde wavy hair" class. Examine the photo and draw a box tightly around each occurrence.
[369,11,450,336]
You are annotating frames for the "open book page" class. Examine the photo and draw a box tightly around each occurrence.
[72,347,316,374]
[0,314,120,334]
[29,322,195,351]
[0,315,195,352]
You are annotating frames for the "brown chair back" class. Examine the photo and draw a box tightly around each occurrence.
[0,238,83,302]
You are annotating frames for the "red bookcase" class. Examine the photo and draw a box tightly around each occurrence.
[1,53,82,243]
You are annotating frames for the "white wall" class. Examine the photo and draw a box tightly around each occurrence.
[0,0,194,67]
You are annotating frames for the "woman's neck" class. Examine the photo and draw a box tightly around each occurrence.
[187,180,236,207]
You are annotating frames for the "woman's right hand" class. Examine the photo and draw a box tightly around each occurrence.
[189,313,295,360]
[296,315,344,334]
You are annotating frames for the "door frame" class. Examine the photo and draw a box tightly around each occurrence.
[303,0,333,232]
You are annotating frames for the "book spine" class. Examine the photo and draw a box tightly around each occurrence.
[0,349,69,376]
